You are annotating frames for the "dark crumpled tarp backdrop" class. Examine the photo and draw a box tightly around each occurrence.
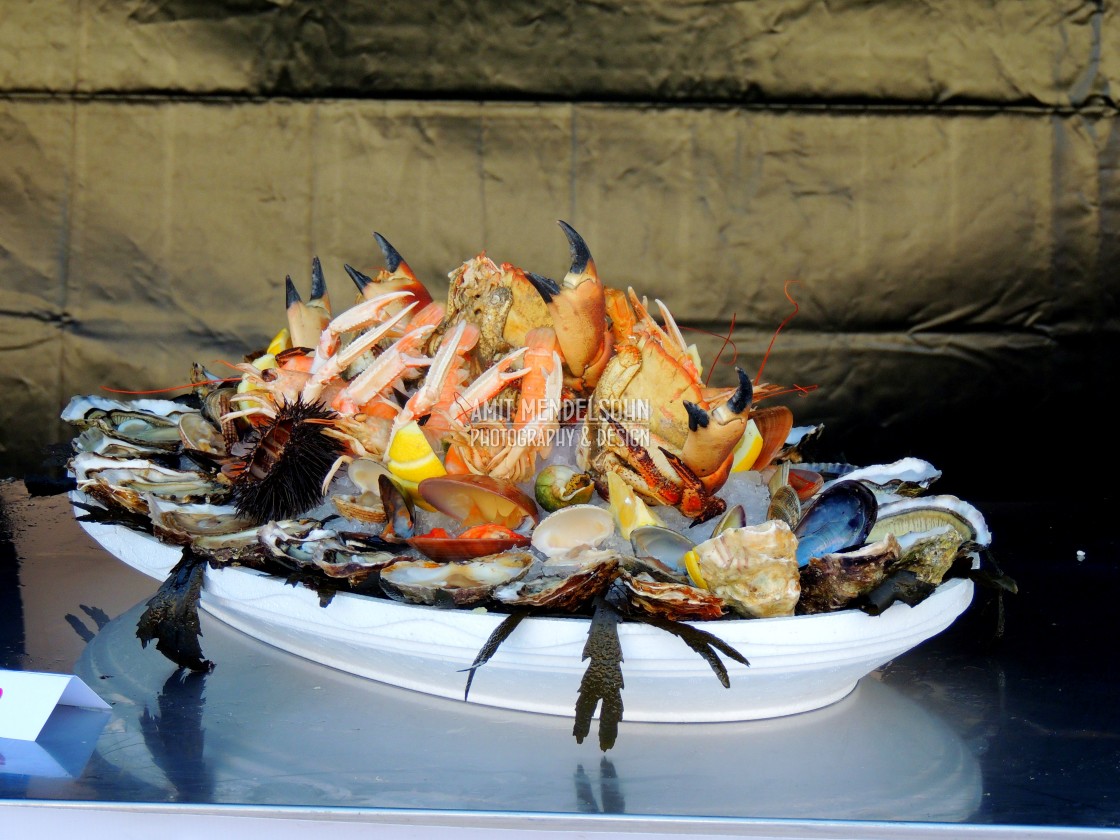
[2,1,1118,502]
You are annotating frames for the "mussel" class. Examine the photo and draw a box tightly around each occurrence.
[792,480,877,567]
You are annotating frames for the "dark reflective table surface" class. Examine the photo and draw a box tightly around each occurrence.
[2,479,1119,835]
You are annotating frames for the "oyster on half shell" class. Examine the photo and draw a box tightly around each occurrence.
[380,551,535,606]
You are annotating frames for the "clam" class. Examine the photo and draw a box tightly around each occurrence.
[408,524,531,562]
[749,405,794,471]
[629,525,694,576]
[766,464,801,528]
[531,504,615,558]
[178,412,229,462]
[380,551,535,607]
[792,480,878,567]
[712,503,746,536]
[534,464,595,512]
[797,534,902,615]
[418,474,539,531]
[332,457,392,524]
[689,521,801,618]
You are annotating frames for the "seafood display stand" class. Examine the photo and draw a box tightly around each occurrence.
[3,483,1120,839]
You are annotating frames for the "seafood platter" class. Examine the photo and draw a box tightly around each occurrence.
[64,222,996,749]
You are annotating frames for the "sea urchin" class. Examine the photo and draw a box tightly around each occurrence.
[228,397,343,524]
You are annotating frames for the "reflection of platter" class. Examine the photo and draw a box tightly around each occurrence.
[75,492,974,723]
[76,600,982,820]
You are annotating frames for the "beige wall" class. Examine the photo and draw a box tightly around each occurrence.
[2,2,1116,498]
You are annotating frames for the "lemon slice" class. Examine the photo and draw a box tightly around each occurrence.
[386,421,446,508]
[683,549,708,589]
[606,471,663,539]
[266,327,292,356]
[730,418,764,473]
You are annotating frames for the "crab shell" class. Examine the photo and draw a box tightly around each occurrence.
[576,328,747,522]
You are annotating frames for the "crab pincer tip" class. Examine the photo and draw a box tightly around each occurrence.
[525,271,561,304]
[557,220,592,274]
[373,232,405,272]
[285,275,301,308]
[684,401,710,431]
[344,263,374,292]
[728,367,753,415]
[310,256,327,300]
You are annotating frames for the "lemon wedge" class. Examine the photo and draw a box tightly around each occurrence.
[683,549,708,589]
[606,471,663,539]
[386,421,446,508]
[266,327,292,356]
[730,418,764,472]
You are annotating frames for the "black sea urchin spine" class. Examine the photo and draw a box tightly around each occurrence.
[231,398,343,524]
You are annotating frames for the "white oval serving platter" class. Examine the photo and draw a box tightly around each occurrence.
[73,492,974,723]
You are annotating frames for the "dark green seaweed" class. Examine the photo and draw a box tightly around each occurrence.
[630,614,750,687]
[461,609,530,701]
[573,596,625,751]
[136,547,214,672]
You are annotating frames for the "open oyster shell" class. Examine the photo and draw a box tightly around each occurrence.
[380,551,534,607]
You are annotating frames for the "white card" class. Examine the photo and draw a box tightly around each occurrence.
[0,669,111,741]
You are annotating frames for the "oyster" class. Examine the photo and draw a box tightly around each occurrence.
[893,528,966,586]
[820,457,942,500]
[797,534,902,615]
[61,395,194,451]
[260,521,398,582]
[617,571,725,621]
[71,453,229,515]
[690,521,800,618]
[530,504,615,558]
[380,551,534,606]
[494,549,621,611]
[145,496,257,548]
[867,494,991,547]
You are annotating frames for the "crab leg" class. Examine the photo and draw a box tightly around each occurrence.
[303,302,418,400]
[332,324,436,414]
[311,289,416,367]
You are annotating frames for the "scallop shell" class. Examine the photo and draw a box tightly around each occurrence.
[531,504,615,558]
[380,551,534,607]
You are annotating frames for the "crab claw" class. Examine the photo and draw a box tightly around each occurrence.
[286,263,332,349]
[680,367,752,480]
[346,232,434,311]
[524,221,612,392]
[659,447,727,525]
